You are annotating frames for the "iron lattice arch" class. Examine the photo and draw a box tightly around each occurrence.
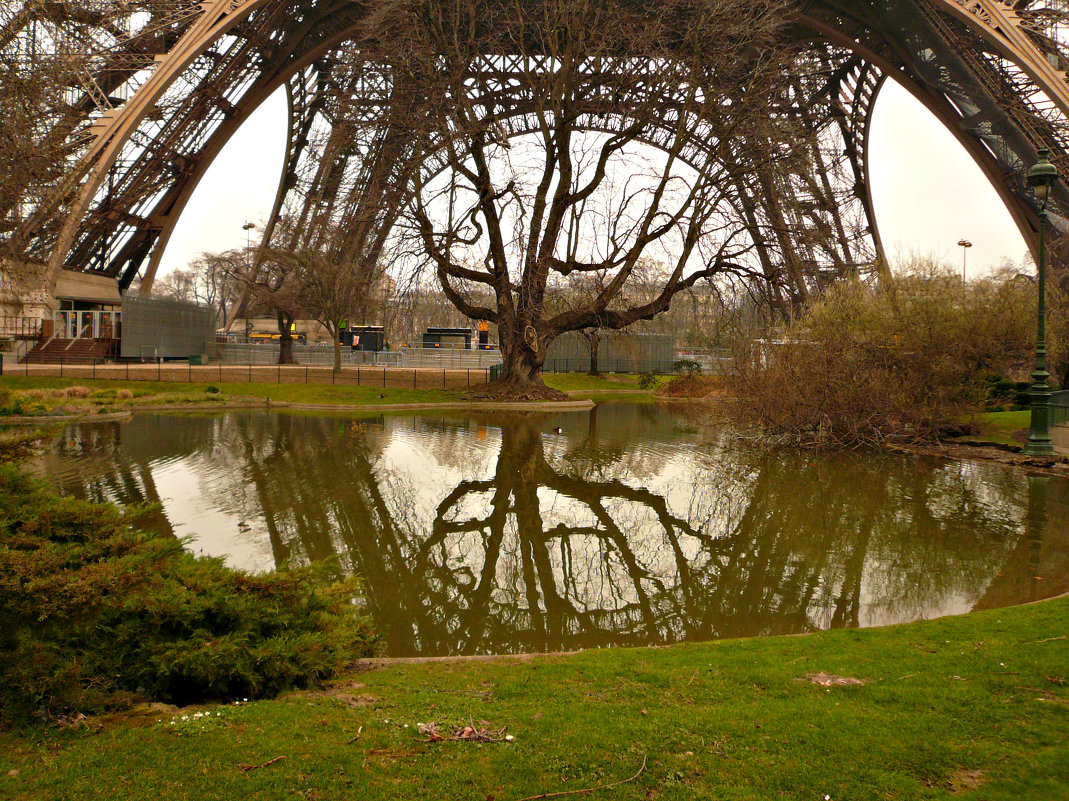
[3,0,1069,296]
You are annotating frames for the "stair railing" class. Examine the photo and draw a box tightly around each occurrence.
[38,326,59,353]
[64,319,92,350]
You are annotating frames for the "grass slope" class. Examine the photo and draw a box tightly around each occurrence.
[2,597,1066,800]
[965,410,1032,448]
[0,373,652,413]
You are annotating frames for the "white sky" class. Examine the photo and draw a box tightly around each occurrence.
[157,78,1031,280]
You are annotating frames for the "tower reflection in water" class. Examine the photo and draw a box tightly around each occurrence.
[32,405,1069,657]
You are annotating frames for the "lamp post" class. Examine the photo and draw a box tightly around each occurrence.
[1024,149,1058,456]
[242,221,256,341]
[957,239,972,286]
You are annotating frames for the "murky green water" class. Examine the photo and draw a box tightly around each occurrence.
[28,404,1069,657]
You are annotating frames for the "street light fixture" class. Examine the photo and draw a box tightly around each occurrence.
[242,222,256,340]
[242,220,256,254]
[957,239,972,286]
[1024,149,1058,456]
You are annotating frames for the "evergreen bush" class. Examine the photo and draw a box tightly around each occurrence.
[0,466,378,725]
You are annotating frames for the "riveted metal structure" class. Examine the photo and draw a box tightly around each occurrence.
[3,0,1069,302]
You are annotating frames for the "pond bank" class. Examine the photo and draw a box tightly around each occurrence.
[2,594,1066,800]
[1,374,645,423]
[0,397,597,424]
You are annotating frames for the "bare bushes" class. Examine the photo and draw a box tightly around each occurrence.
[729,268,1038,447]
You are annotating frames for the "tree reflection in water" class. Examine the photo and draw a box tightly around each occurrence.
[30,407,1069,657]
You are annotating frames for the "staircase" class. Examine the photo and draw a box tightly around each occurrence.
[22,338,116,365]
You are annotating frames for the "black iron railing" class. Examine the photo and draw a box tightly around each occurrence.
[1052,390,1069,427]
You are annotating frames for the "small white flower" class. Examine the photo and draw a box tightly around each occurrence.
[505,735,515,742]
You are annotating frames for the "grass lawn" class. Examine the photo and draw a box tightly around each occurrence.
[0,373,663,415]
[963,410,1032,448]
[1,596,1066,801]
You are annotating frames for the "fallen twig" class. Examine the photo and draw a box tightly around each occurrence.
[366,749,422,758]
[1022,635,1066,645]
[513,754,647,801]
[239,755,286,772]
[347,726,364,745]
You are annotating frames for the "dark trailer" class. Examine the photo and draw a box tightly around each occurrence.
[422,327,472,349]
[342,325,386,351]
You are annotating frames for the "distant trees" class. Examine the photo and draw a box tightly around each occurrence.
[0,3,90,304]
[0,2,105,268]
[235,244,377,369]
[153,251,243,328]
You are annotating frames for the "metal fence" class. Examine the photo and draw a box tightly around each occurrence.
[219,343,401,366]
[0,359,492,390]
[541,348,735,375]
[0,316,42,339]
[1052,390,1069,427]
[218,343,502,369]
[400,347,501,369]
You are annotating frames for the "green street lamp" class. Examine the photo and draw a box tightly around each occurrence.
[1024,149,1058,456]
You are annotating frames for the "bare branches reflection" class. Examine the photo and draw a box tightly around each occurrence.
[30,406,1069,657]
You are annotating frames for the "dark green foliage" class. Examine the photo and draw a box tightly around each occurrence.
[0,466,378,725]
[637,373,659,390]
[671,359,702,376]
[205,385,221,394]
[984,374,1032,411]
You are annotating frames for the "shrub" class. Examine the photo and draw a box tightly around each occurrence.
[672,359,703,376]
[65,385,92,399]
[637,373,659,390]
[729,266,1039,447]
[116,389,133,400]
[0,467,378,726]
[658,374,724,398]
[205,385,221,394]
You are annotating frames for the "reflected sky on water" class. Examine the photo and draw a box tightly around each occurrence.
[28,404,1069,657]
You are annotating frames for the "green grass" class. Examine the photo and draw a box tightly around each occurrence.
[0,376,462,413]
[962,410,1032,448]
[1,597,1066,800]
[0,373,669,414]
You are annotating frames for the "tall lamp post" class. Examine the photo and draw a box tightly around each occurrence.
[242,221,256,341]
[1024,149,1058,456]
[957,239,972,286]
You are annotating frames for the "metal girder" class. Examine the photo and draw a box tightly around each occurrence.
[7,0,1069,295]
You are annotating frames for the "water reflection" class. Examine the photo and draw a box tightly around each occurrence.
[29,406,1069,656]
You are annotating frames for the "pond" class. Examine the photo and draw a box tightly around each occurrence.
[27,403,1069,657]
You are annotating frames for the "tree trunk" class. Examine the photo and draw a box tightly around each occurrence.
[498,321,547,387]
[588,330,601,376]
[277,312,295,365]
[333,324,342,373]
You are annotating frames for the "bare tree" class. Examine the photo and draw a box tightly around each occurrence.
[0,2,92,308]
[364,0,809,394]
[155,251,243,329]
[238,242,377,369]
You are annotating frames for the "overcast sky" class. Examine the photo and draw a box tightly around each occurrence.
[158,78,1031,280]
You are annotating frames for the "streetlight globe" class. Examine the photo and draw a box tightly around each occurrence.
[1027,149,1058,205]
